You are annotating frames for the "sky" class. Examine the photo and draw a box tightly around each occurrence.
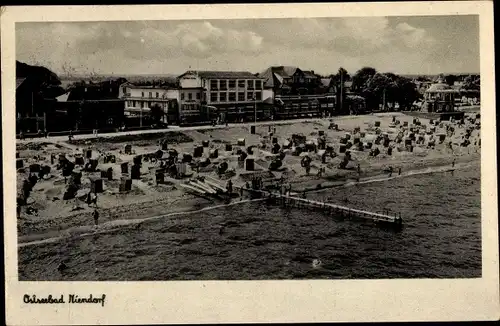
[16,15,479,77]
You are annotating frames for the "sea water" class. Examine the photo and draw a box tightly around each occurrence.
[18,163,481,280]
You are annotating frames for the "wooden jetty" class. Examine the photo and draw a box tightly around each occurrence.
[238,186,403,227]
[278,195,402,225]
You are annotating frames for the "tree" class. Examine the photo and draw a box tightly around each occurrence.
[416,76,431,82]
[351,67,377,92]
[435,73,446,82]
[463,75,480,90]
[331,67,350,114]
[362,73,419,111]
[393,76,420,110]
[444,74,458,86]
[362,73,393,109]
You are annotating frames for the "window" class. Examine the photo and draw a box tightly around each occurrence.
[238,80,245,88]
[141,92,144,97]
[149,92,152,98]
[156,92,159,98]
[247,80,254,89]
[247,92,254,100]
[255,80,262,89]
[122,87,127,94]
[255,92,262,101]
[196,92,200,100]
[210,80,218,90]
[181,93,185,100]
[188,93,192,100]
[219,92,227,102]
[210,92,218,102]
[229,92,236,102]
[220,80,227,90]
[133,100,136,107]
[229,80,236,89]
[238,92,245,101]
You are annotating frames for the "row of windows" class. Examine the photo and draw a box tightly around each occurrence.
[138,91,163,98]
[181,92,201,101]
[210,91,262,103]
[127,100,165,108]
[210,80,262,90]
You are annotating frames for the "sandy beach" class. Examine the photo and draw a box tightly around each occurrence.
[16,111,481,245]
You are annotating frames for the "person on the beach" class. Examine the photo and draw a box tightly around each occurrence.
[57,261,67,274]
[37,129,42,138]
[239,187,244,198]
[452,159,456,168]
[44,129,48,138]
[93,209,99,226]
[302,192,306,199]
[388,166,393,177]
[86,191,92,206]
[227,180,233,194]
[398,167,402,175]
[68,130,73,142]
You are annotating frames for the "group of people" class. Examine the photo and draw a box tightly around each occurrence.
[387,166,402,178]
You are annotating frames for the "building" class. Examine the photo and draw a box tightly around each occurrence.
[55,80,125,131]
[423,82,460,113]
[177,71,266,123]
[259,66,297,95]
[16,61,67,133]
[259,66,322,96]
[119,83,179,126]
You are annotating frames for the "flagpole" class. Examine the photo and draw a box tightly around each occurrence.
[340,70,343,113]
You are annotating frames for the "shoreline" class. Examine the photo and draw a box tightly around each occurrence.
[18,155,479,246]
[16,112,481,244]
[288,152,479,193]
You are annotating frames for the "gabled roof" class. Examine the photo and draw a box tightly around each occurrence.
[262,97,274,105]
[320,78,332,88]
[16,78,27,89]
[302,71,319,79]
[178,71,262,80]
[273,73,284,85]
[426,83,452,92]
[281,66,298,77]
[259,66,300,88]
[56,92,71,102]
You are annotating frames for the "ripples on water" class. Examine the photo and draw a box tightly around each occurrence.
[19,165,481,280]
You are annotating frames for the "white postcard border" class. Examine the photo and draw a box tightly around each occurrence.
[2,2,499,324]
